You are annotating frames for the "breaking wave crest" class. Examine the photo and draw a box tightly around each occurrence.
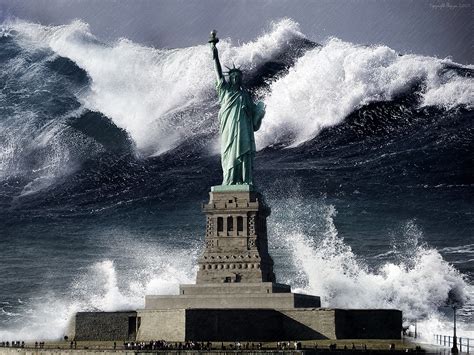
[4,18,472,158]
[7,19,305,156]
[257,38,473,147]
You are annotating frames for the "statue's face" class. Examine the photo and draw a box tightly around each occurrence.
[229,71,242,87]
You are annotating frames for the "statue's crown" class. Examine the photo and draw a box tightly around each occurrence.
[224,63,242,76]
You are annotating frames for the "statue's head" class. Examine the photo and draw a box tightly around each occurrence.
[226,66,243,87]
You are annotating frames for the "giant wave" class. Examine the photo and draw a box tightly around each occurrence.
[4,18,472,156]
[0,17,472,344]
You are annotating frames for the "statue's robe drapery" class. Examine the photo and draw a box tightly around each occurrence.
[216,78,265,185]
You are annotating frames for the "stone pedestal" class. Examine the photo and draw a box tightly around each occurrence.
[133,186,322,340]
[142,186,320,312]
[74,186,402,342]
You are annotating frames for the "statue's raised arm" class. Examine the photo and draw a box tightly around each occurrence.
[209,30,223,82]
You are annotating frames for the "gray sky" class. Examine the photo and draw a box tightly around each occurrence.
[1,0,472,64]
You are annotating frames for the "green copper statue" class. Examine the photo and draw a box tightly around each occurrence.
[209,30,265,186]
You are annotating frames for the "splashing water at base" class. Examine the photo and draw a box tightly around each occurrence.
[269,195,472,339]
[0,240,198,341]
[0,196,471,341]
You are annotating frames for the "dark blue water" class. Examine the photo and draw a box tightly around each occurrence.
[0,19,472,340]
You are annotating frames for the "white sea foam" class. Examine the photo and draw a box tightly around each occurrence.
[9,19,470,154]
[9,19,303,156]
[268,196,473,339]
[0,198,472,341]
[257,39,473,147]
[0,111,78,194]
[0,238,198,341]
[0,31,94,192]
[439,244,474,255]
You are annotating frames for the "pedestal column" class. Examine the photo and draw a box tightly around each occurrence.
[196,185,275,284]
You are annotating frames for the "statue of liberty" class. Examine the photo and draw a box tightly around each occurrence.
[209,30,265,186]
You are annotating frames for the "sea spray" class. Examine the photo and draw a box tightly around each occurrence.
[257,38,473,148]
[7,19,305,156]
[6,19,471,156]
[268,194,472,338]
[0,37,90,187]
[0,194,471,341]
[0,239,198,341]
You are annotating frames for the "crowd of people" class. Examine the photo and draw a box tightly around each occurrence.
[276,341,303,350]
[124,340,213,350]
[0,339,423,352]
[122,340,267,351]
[0,341,27,348]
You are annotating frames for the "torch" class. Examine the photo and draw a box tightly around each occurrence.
[208,30,219,45]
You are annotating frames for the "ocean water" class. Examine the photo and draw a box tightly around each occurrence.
[0,18,472,341]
